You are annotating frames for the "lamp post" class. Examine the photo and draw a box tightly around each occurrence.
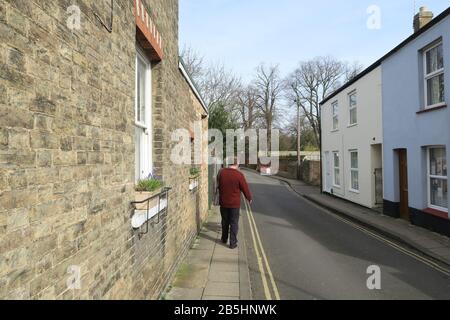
[294,99,301,180]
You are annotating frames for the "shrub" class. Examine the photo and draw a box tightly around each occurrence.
[135,178,163,192]
[190,167,200,176]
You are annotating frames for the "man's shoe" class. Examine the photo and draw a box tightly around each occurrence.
[229,244,237,250]
[221,239,228,244]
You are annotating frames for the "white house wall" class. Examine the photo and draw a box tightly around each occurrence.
[321,66,383,208]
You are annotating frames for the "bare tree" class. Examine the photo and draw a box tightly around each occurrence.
[345,61,364,82]
[236,85,259,130]
[180,45,241,114]
[200,63,242,112]
[253,64,283,150]
[286,56,353,149]
[180,45,205,84]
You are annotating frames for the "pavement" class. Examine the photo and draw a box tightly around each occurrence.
[164,209,252,300]
[268,173,450,268]
[242,170,450,299]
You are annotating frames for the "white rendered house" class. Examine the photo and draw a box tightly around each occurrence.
[321,66,383,208]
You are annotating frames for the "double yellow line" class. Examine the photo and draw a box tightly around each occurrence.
[329,212,450,277]
[244,199,281,300]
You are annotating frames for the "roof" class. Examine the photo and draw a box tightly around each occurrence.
[320,6,450,106]
[178,57,209,115]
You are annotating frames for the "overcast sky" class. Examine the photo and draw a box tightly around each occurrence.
[179,0,448,82]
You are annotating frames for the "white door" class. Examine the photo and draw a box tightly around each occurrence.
[324,151,332,192]
[135,49,152,182]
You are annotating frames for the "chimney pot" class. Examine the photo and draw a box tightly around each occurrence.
[414,6,434,32]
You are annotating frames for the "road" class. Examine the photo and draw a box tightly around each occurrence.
[241,170,450,300]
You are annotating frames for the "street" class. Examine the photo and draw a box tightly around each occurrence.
[241,170,450,300]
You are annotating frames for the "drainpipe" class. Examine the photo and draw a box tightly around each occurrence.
[319,106,323,194]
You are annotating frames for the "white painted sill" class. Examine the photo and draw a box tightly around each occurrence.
[424,102,446,110]
[132,198,168,229]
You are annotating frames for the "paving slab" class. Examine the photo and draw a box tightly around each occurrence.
[204,282,240,297]
[166,288,203,300]
[208,271,240,283]
[203,296,239,301]
[210,261,240,273]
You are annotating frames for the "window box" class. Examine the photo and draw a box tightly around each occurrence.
[131,187,171,234]
[189,175,199,192]
[134,188,163,211]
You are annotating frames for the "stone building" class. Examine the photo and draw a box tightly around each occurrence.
[0,0,209,299]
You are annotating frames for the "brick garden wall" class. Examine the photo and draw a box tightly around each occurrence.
[0,0,208,299]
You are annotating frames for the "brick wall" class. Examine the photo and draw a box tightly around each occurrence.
[0,0,208,299]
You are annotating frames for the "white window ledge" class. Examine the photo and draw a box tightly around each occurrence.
[132,198,168,229]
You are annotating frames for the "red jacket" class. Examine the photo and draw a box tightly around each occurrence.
[218,168,252,209]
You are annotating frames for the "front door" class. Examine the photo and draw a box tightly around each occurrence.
[398,149,409,221]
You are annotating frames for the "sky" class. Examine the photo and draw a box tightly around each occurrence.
[179,0,449,82]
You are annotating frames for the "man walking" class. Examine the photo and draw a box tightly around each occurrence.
[218,158,253,249]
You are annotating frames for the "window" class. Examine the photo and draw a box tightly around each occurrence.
[333,152,340,187]
[428,147,448,212]
[332,101,339,131]
[350,150,359,192]
[349,91,357,125]
[135,49,152,181]
[423,42,445,108]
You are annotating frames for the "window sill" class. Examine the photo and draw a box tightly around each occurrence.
[347,124,358,128]
[331,129,339,133]
[417,104,447,114]
[423,208,449,220]
[349,189,360,194]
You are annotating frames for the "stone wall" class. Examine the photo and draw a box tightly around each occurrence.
[277,160,321,186]
[0,0,208,299]
[301,160,321,186]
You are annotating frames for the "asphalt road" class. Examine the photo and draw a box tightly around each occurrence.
[241,170,450,300]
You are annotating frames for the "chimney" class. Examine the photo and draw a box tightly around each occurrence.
[414,6,434,32]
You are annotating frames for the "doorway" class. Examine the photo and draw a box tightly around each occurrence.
[398,149,409,221]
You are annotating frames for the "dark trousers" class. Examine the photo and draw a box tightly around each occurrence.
[220,207,240,246]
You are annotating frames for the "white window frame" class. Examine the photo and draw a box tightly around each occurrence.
[427,146,448,212]
[348,91,357,126]
[135,47,153,181]
[423,41,445,109]
[333,151,340,187]
[349,150,359,193]
[332,101,339,131]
